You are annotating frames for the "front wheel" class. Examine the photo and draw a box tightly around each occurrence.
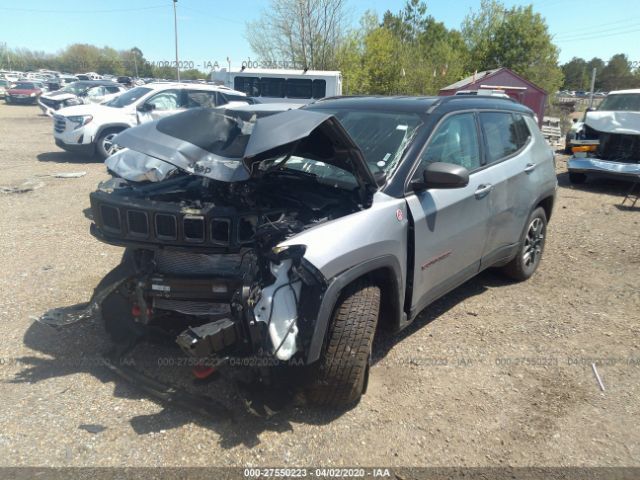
[306,279,380,407]
[501,207,547,281]
[96,128,123,159]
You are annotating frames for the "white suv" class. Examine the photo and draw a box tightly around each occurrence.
[53,83,249,159]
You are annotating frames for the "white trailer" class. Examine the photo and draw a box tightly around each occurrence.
[211,68,342,102]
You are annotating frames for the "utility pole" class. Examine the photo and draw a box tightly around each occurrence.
[132,50,138,78]
[173,0,180,82]
[588,67,596,109]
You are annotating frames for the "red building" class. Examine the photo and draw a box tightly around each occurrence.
[439,67,547,127]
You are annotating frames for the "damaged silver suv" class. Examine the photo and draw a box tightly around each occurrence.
[86,97,557,406]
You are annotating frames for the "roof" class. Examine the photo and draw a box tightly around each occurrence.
[441,69,502,91]
[309,95,439,113]
[307,94,532,116]
[141,82,246,95]
[440,67,546,94]
[219,68,341,77]
[608,89,640,95]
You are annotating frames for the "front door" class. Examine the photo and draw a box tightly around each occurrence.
[406,112,492,316]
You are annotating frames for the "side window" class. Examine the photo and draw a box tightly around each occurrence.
[105,86,121,94]
[185,90,217,108]
[260,78,285,98]
[146,89,182,111]
[479,112,528,163]
[312,79,326,99]
[286,79,312,98]
[513,113,532,146]
[86,86,105,97]
[234,76,260,96]
[415,113,481,174]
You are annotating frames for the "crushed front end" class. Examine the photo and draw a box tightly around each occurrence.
[567,94,640,180]
[88,172,354,366]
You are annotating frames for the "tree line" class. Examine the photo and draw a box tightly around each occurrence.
[4,0,640,95]
[0,43,208,80]
[561,54,640,92]
[247,0,564,96]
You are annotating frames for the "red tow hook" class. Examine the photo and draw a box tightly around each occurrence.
[192,365,216,379]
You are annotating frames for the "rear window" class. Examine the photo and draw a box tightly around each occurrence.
[480,112,529,163]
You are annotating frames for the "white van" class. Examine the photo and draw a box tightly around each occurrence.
[211,68,341,102]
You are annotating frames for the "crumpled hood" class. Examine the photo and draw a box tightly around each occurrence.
[42,91,77,101]
[105,148,177,182]
[111,107,378,189]
[585,111,640,135]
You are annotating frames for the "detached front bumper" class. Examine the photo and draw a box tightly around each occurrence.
[567,156,640,178]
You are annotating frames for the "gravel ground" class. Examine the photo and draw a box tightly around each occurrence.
[0,103,639,468]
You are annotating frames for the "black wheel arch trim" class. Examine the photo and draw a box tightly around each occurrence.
[305,254,404,364]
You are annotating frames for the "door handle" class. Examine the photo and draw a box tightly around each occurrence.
[524,163,537,173]
[474,184,492,199]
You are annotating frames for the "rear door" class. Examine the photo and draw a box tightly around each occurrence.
[406,112,493,315]
[477,111,537,266]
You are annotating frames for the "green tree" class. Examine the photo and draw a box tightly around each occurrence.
[561,57,588,90]
[601,54,633,91]
[246,0,347,70]
[462,1,563,95]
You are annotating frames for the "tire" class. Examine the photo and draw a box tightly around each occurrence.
[501,207,547,281]
[569,172,587,184]
[306,279,380,407]
[96,128,124,159]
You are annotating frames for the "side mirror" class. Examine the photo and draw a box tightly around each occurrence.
[137,103,154,112]
[411,162,470,192]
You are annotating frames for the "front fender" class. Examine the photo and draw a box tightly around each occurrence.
[304,254,404,364]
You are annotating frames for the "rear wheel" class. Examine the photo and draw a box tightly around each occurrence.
[569,172,587,184]
[501,207,547,281]
[306,279,380,407]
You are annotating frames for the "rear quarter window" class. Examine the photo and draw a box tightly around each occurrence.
[479,112,530,163]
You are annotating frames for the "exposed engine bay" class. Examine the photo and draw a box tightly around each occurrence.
[90,168,364,364]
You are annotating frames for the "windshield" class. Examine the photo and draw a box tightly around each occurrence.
[104,86,151,108]
[61,82,91,94]
[598,93,640,112]
[308,109,423,175]
[259,155,358,189]
[13,82,36,90]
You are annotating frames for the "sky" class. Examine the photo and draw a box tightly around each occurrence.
[1,0,639,69]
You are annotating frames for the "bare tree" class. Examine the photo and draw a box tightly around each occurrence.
[246,0,346,70]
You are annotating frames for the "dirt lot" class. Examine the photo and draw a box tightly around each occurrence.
[0,103,639,468]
